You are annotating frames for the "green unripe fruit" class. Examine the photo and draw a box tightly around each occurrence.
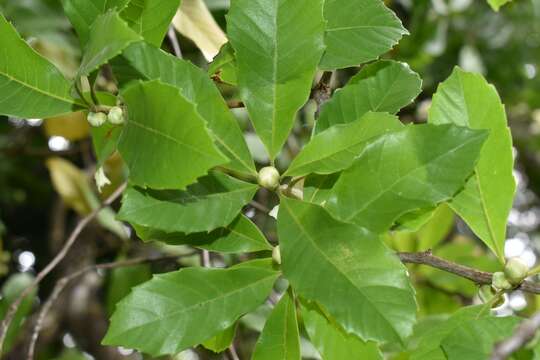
[107,106,125,125]
[87,112,107,127]
[492,271,512,290]
[272,246,281,265]
[504,257,529,285]
[258,166,280,190]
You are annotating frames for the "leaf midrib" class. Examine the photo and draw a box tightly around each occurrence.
[121,185,256,217]
[113,271,278,339]
[343,132,482,222]
[128,118,223,161]
[130,47,256,175]
[455,73,504,260]
[282,201,402,342]
[0,71,74,107]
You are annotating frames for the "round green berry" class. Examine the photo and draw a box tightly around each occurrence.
[504,257,529,285]
[272,246,281,265]
[87,112,107,127]
[258,166,280,190]
[107,106,125,125]
[492,271,512,290]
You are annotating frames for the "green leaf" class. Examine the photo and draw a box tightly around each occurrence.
[202,324,237,353]
[320,1,408,70]
[106,262,152,315]
[91,123,121,166]
[118,80,228,189]
[252,290,301,360]
[417,204,454,250]
[61,0,131,45]
[487,0,513,11]
[429,67,515,262]
[301,301,383,360]
[395,207,438,233]
[277,197,417,345]
[78,10,142,77]
[326,124,488,233]
[120,42,256,176]
[103,259,279,356]
[440,316,520,360]
[118,172,258,234]
[135,214,272,253]
[285,112,403,177]
[410,306,485,360]
[0,14,77,118]
[0,273,37,354]
[208,43,238,86]
[303,173,340,206]
[316,61,422,134]
[227,0,326,158]
[120,0,181,46]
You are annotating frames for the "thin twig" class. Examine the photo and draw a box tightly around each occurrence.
[227,100,245,109]
[398,251,540,294]
[74,79,92,109]
[491,310,540,360]
[167,26,182,58]
[26,254,193,359]
[201,250,211,268]
[0,183,127,354]
[311,71,333,118]
[26,278,68,360]
[250,201,271,214]
[228,343,240,360]
[86,76,100,106]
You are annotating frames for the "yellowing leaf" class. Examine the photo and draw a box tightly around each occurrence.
[46,157,93,215]
[46,157,128,238]
[173,0,227,61]
[44,112,90,141]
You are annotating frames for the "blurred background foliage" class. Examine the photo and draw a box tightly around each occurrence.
[0,0,539,359]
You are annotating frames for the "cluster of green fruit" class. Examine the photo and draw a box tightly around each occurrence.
[87,106,125,127]
[492,257,530,291]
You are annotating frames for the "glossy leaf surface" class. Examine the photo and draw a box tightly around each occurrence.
[118,80,227,189]
[316,60,421,133]
[121,0,180,46]
[135,214,272,253]
[0,14,77,118]
[327,124,488,233]
[285,112,403,177]
[120,42,255,175]
[429,67,515,261]
[277,197,416,345]
[320,0,407,69]
[61,0,131,44]
[227,0,326,158]
[202,324,237,353]
[302,301,382,360]
[78,10,141,77]
[103,259,279,356]
[441,316,520,360]
[410,306,485,360]
[252,290,300,360]
[118,172,258,234]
